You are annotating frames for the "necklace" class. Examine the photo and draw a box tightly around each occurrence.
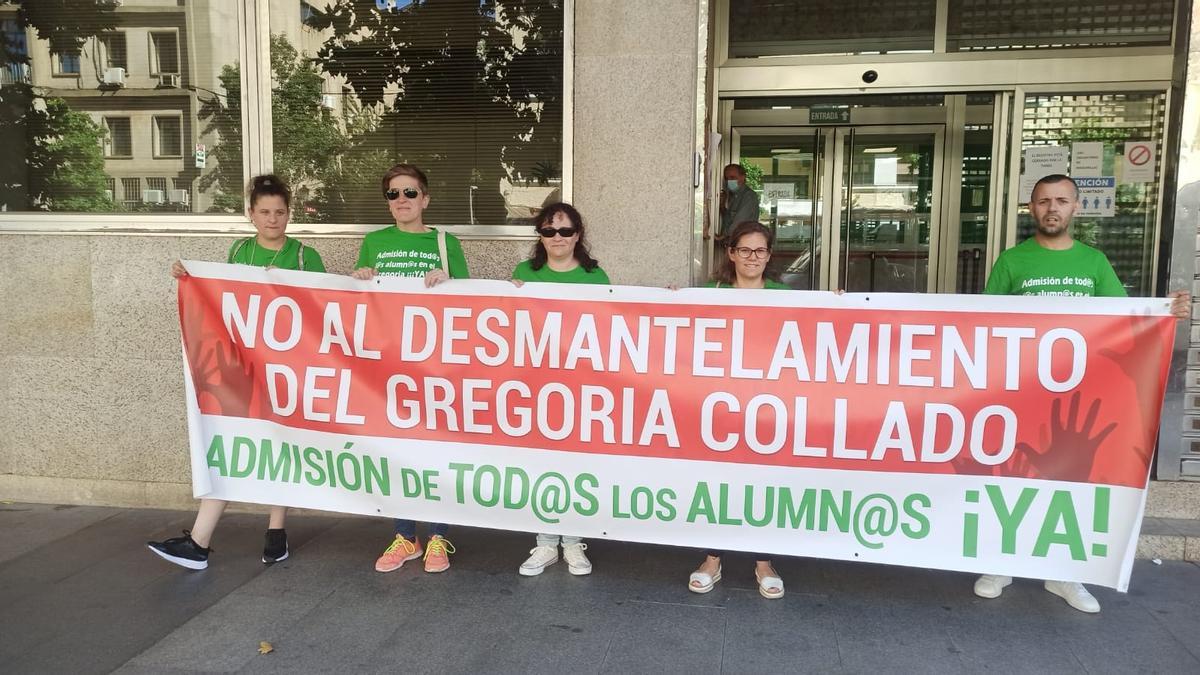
[253,237,287,268]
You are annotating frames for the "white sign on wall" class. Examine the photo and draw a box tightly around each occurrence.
[762,183,796,203]
[1019,145,1069,202]
[1122,142,1155,183]
[1075,176,1116,218]
[1071,142,1104,177]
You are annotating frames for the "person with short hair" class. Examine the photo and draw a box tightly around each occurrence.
[688,220,788,599]
[357,163,469,575]
[717,163,761,241]
[148,174,324,570]
[510,202,609,577]
[975,173,1190,613]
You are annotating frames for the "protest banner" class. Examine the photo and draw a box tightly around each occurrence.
[179,262,1175,590]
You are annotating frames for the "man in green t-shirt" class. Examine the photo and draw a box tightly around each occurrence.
[975,173,1190,614]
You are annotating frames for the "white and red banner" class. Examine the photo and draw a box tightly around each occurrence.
[178,262,1176,590]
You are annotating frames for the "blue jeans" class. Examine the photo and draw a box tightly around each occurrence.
[394,519,448,540]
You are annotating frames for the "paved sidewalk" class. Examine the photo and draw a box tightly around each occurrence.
[1,502,1199,674]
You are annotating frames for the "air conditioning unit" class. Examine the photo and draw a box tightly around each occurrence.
[321,94,337,110]
[167,189,190,204]
[157,73,180,88]
[142,189,165,204]
[102,67,125,86]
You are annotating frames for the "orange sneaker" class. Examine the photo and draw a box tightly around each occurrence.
[374,535,422,573]
[423,535,455,573]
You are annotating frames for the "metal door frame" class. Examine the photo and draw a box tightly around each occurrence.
[730,122,946,292]
[830,124,946,293]
[729,126,835,289]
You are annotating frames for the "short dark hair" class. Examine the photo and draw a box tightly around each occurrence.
[529,202,600,272]
[248,174,290,209]
[724,163,746,177]
[380,163,429,196]
[1031,174,1078,199]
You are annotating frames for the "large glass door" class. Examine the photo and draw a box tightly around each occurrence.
[732,124,944,291]
[731,128,831,290]
[832,126,943,292]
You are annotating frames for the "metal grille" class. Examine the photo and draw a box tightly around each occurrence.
[729,0,937,57]
[120,177,140,208]
[1016,92,1167,296]
[947,0,1176,51]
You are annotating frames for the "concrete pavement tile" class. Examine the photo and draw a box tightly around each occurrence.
[1054,580,1200,674]
[122,590,332,673]
[718,591,842,674]
[0,503,121,564]
[598,601,725,674]
[1125,560,1200,661]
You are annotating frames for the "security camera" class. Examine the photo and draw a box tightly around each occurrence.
[862,70,878,84]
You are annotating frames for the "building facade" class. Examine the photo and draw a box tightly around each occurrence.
[1,0,1199,508]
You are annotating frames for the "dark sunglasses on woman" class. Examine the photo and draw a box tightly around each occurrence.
[537,226,578,238]
[385,187,421,200]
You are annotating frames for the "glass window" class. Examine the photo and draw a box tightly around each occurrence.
[256,0,565,226]
[120,177,140,208]
[0,1,241,214]
[1016,91,1167,295]
[52,50,80,75]
[104,117,132,158]
[948,0,1175,52]
[1,18,29,85]
[728,0,937,57]
[100,32,127,71]
[153,116,182,157]
[149,31,179,75]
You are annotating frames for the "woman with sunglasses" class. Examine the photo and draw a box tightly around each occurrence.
[353,163,469,576]
[148,174,324,570]
[688,220,787,599]
[511,202,608,576]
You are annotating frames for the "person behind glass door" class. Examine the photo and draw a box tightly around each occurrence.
[688,220,787,599]
[148,174,326,570]
[717,163,761,243]
[975,173,1190,613]
[354,163,469,575]
[508,202,610,577]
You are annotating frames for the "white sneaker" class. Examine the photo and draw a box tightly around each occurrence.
[562,542,592,576]
[518,545,558,576]
[1044,580,1100,613]
[974,574,1012,599]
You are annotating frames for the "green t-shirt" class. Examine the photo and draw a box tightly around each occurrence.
[227,237,325,272]
[984,238,1126,297]
[355,226,470,279]
[511,259,610,284]
[704,279,790,290]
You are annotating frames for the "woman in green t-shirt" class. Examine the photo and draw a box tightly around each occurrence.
[511,203,609,578]
[688,220,787,599]
[150,174,323,571]
[363,163,469,578]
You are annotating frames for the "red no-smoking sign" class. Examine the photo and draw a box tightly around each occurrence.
[1127,143,1152,166]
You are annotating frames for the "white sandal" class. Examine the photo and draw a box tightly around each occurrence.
[688,565,722,594]
[756,569,784,599]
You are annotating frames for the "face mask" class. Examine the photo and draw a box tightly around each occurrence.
[725,180,739,192]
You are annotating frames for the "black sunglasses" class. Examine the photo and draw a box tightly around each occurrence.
[385,187,421,200]
[536,226,578,238]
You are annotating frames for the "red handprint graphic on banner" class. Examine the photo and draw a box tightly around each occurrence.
[180,280,259,418]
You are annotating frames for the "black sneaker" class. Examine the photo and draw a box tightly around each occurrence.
[147,530,211,570]
[262,528,289,564]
